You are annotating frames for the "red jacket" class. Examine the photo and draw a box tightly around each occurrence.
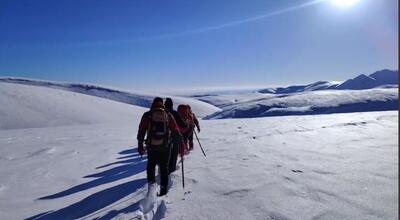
[137,103,180,145]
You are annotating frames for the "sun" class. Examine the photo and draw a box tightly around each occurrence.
[331,0,360,7]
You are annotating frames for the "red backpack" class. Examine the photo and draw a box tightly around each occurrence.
[177,104,194,128]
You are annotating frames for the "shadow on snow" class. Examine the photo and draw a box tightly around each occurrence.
[26,147,147,220]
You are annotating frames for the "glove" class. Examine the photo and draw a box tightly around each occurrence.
[138,143,145,155]
[197,127,201,133]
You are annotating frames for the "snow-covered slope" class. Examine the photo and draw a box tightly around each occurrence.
[164,111,398,220]
[0,82,147,130]
[1,110,397,220]
[205,88,398,119]
[0,81,397,219]
[259,81,339,94]
[193,92,274,108]
[0,78,220,118]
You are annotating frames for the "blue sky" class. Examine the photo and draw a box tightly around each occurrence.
[0,0,398,91]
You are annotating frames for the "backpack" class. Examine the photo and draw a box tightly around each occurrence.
[177,105,194,128]
[146,108,170,147]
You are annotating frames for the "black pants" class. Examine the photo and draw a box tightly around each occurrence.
[147,148,170,189]
[182,129,194,150]
[168,134,181,174]
[188,130,194,149]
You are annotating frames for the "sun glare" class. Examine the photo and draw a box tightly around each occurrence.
[331,0,360,7]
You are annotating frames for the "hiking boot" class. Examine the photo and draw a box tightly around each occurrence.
[158,186,168,197]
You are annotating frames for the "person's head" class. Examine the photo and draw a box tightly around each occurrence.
[151,97,164,109]
[164,98,173,110]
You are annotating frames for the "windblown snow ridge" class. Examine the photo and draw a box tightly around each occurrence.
[0,82,146,130]
[0,77,220,118]
[0,77,154,107]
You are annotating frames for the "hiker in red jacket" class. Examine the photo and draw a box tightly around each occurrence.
[178,104,201,152]
[164,98,188,174]
[137,97,180,196]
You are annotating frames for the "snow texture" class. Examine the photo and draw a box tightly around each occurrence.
[0,109,397,220]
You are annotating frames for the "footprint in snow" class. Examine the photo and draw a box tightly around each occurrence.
[313,170,334,175]
[222,189,251,198]
[28,147,56,157]
[291,169,303,173]
[283,176,295,182]
[187,178,198,184]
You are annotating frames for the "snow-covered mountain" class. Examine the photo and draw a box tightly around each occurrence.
[259,81,339,94]
[0,78,220,118]
[259,69,398,94]
[181,69,399,119]
[205,88,398,119]
[369,69,399,85]
[336,69,398,90]
[191,92,272,108]
[335,74,378,90]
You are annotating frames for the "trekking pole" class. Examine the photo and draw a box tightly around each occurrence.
[194,130,206,157]
[181,155,185,189]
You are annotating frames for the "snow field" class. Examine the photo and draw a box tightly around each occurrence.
[0,80,397,220]
[164,111,398,220]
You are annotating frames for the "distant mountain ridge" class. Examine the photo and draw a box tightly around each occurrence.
[260,69,398,94]
[205,88,398,119]
[202,69,398,119]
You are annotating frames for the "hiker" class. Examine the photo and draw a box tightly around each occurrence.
[137,97,180,196]
[187,105,200,150]
[178,104,201,151]
[164,98,187,174]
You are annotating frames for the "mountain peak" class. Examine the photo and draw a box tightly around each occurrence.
[369,69,398,85]
[336,74,378,90]
[353,74,376,81]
